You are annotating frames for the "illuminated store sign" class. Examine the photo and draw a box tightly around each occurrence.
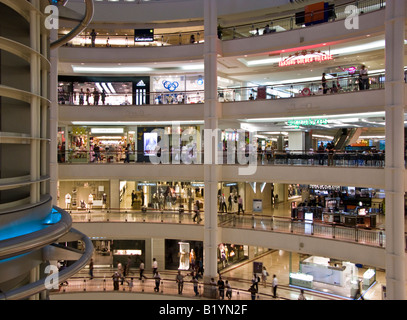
[91,128,124,134]
[134,29,154,42]
[287,118,328,127]
[279,51,333,67]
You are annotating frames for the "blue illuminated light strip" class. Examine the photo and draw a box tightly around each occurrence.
[0,209,61,241]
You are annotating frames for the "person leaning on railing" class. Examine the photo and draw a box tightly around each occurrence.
[326,142,335,166]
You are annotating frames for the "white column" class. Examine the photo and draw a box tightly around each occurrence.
[110,179,120,209]
[203,0,222,296]
[49,28,59,206]
[288,131,305,152]
[384,0,406,300]
[30,2,40,204]
[41,30,49,196]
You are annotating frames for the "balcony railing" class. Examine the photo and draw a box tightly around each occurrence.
[221,0,385,40]
[58,149,386,168]
[69,209,393,249]
[53,273,293,300]
[58,73,386,106]
[61,0,385,47]
[218,214,386,248]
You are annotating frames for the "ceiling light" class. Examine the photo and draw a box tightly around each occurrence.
[72,121,205,126]
[181,64,204,70]
[72,66,153,73]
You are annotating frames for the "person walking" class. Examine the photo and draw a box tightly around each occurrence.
[217,275,225,300]
[318,142,325,165]
[153,271,161,292]
[191,272,199,296]
[139,260,147,280]
[193,200,201,223]
[90,29,97,47]
[237,195,244,214]
[298,289,307,300]
[272,274,278,298]
[112,271,120,290]
[89,258,94,280]
[152,258,158,275]
[261,266,269,287]
[322,73,328,94]
[176,270,184,294]
[248,284,257,300]
[225,280,232,299]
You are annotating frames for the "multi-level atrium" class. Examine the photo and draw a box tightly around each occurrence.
[0,0,406,304]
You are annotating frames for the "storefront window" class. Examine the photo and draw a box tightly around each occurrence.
[165,239,203,271]
[58,180,109,210]
[218,243,248,271]
[289,253,376,299]
[57,76,150,106]
[119,181,205,212]
[91,239,145,268]
[151,74,205,104]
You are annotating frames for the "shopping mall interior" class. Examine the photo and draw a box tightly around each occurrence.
[0,0,406,304]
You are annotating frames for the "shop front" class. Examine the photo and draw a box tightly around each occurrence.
[165,239,203,271]
[58,180,110,211]
[292,185,384,228]
[119,180,205,212]
[218,243,249,271]
[62,125,135,163]
[91,239,146,269]
[136,124,202,163]
[289,253,377,299]
[58,75,150,106]
[151,74,204,104]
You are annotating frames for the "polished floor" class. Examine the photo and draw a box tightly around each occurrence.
[61,190,406,300]
[57,248,385,300]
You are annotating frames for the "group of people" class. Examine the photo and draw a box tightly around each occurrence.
[90,257,309,300]
[78,87,107,106]
[322,65,370,95]
[317,141,335,166]
[248,269,279,300]
[218,193,245,215]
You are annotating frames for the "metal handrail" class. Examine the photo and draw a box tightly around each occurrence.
[50,0,94,50]
[0,228,94,300]
[0,207,72,260]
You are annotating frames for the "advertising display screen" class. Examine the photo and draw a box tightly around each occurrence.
[144,132,157,156]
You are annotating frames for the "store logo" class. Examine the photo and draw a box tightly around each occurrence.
[137,80,146,87]
[344,5,359,30]
[44,5,59,30]
[149,124,257,176]
[162,80,179,92]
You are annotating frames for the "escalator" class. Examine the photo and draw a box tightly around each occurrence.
[332,128,361,150]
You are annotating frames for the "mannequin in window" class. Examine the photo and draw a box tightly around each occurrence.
[65,193,71,209]
[102,193,107,208]
[189,249,196,270]
[88,193,94,210]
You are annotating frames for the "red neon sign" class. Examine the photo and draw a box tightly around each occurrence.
[279,53,333,67]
